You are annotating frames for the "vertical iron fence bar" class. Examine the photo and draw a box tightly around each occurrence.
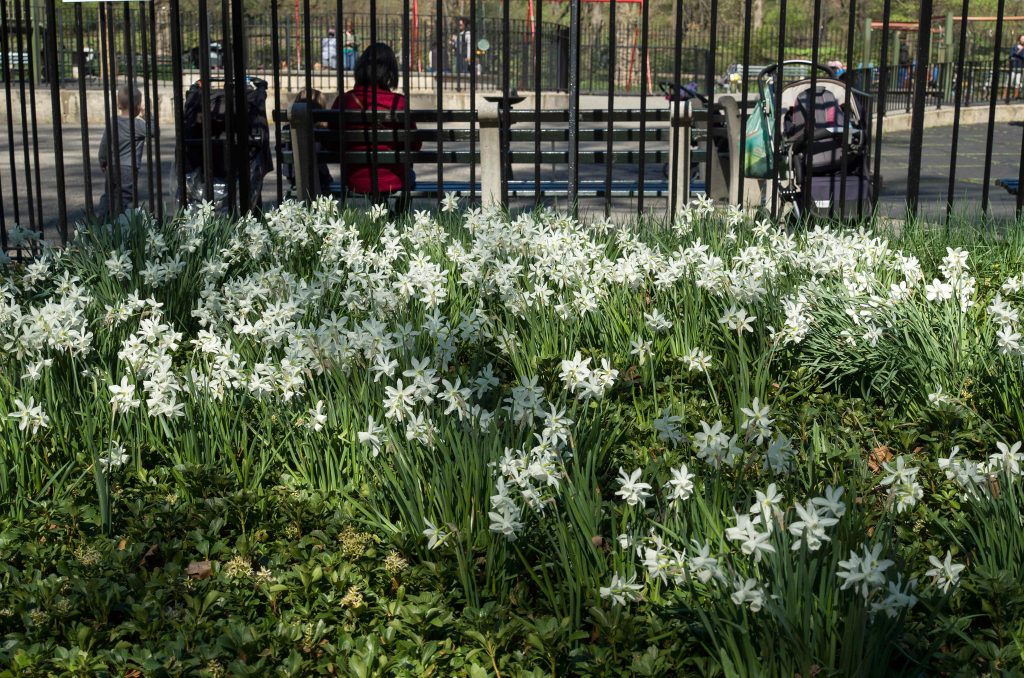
[469,0,477,203]
[13,0,37,231]
[434,5,443,203]
[335,0,343,205]
[401,0,411,212]
[532,0,541,201]
[368,0,379,202]
[870,0,892,210]
[231,0,249,213]
[2,0,22,225]
[770,0,786,218]
[303,0,312,96]
[1017,108,1024,217]
[946,2,970,219]
[736,0,753,210]
[637,0,650,214]
[147,2,164,221]
[668,0,682,215]
[197,0,214,201]
[106,0,123,218]
[604,0,615,216]
[99,4,114,219]
[906,0,933,217]
[43,0,67,242]
[220,0,236,212]
[802,0,821,218]
[124,4,139,209]
[271,0,283,202]
[567,0,580,212]
[839,0,856,219]
[24,0,43,232]
[980,0,1005,215]
[704,0,718,203]
[169,0,187,204]
[500,0,510,204]
[140,2,155,214]
[0,163,5,252]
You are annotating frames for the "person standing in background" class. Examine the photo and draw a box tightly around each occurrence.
[343,19,359,71]
[98,83,149,219]
[321,27,338,70]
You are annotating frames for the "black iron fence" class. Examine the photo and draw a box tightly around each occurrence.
[3,0,1024,252]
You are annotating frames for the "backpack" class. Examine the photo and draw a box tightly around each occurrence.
[784,86,845,139]
[783,87,858,176]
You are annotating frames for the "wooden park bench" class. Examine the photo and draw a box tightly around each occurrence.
[278,98,746,209]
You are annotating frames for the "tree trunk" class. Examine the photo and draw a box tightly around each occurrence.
[752,0,763,30]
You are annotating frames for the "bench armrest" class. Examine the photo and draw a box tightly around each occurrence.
[288,101,318,201]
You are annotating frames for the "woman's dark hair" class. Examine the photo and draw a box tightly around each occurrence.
[354,43,399,90]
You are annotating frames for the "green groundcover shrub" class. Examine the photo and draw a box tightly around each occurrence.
[1,199,1022,676]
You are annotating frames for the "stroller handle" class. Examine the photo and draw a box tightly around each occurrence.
[758,61,835,81]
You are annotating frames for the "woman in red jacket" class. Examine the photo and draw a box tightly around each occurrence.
[332,43,420,212]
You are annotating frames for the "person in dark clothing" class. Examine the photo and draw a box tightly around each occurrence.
[1009,34,1024,98]
[98,83,149,219]
[898,35,911,90]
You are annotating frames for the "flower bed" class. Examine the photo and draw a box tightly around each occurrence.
[1,200,1023,674]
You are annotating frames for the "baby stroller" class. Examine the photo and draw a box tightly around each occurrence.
[180,76,272,213]
[757,61,871,220]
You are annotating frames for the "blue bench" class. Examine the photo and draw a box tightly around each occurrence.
[996,178,1019,195]
[330,179,704,200]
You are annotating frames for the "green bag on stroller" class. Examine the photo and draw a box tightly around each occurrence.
[744,99,774,178]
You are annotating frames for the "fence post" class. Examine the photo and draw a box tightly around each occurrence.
[477,100,502,207]
[668,99,691,210]
[862,17,871,69]
[288,100,316,200]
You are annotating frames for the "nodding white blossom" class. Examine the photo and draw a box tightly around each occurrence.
[836,542,894,599]
[870,576,918,618]
[788,500,839,552]
[664,465,695,505]
[988,440,1023,477]
[440,191,460,213]
[629,336,654,365]
[8,396,50,435]
[644,309,673,333]
[740,397,774,445]
[879,456,923,514]
[731,577,766,613]
[749,483,785,533]
[306,400,327,432]
[682,347,713,374]
[653,408,684,447]
[719,305,756,335]
[98,441,130,474]
[599,573,644,606]
[725,513,775,562]
[422,520,449,550]
[357,416,386,456]
[925,551,966,594]
[692,420,742,468]
[615,467,653,507]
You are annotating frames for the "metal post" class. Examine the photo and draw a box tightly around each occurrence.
[906,0,932,216]
[862,17,871,71]
[980,0,1005,214]
[43,0,66,241]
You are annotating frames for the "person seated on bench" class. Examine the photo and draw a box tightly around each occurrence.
[330,42,420,212]
[282,88,334,197]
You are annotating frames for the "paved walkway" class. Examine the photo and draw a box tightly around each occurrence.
[1,120,1022,236]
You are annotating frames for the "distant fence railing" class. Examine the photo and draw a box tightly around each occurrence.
[3,0,1024,253]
